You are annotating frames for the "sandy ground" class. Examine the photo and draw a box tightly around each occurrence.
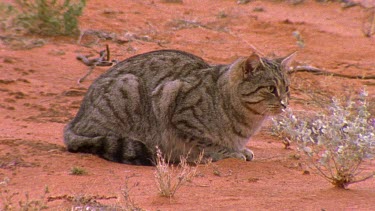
[1,0,375,210]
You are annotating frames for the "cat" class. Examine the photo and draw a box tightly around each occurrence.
[64,49,294,165]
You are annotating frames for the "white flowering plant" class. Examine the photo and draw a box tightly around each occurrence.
[272,89,375,188]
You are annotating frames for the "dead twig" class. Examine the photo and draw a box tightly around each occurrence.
[290,65,375,80]
[47,194,117,203]
[76,44,118,84]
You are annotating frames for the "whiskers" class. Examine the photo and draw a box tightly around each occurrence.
[266,105,284,115]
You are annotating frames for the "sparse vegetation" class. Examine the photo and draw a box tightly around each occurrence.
[17,0,86,36]
[3,0,86,36]
[272,89,375,188]
[119,176,144,211]
[70,166,87,175]
[1,177,49,211]
[154,147,202,197]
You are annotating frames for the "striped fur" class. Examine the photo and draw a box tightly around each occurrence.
[64,50,293,165]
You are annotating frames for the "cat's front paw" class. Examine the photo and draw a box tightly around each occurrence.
[227,149,254,161]
[241,148,254,161]
[209,148,254,162]
[228,152,247,161]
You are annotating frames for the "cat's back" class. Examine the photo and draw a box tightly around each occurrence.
[100,50,211,79]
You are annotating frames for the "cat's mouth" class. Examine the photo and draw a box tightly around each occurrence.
[267,105,285,115]
[268,99,288,115]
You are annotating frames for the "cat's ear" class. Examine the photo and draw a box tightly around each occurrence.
[279,52,296,72]
[228,53,262,83]
[243,53,263,76]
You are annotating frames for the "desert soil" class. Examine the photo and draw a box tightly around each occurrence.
[1,0,375,210]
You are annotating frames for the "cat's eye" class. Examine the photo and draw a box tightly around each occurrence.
[268,86,277,95]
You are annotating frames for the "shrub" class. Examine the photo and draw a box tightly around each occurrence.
[15,0,86,36]
[272,89,375,188]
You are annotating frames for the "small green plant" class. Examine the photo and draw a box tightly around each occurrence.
[70,166,87,175]
[15,0,86,36]
[154,147,202,197]
[272,89,375,188]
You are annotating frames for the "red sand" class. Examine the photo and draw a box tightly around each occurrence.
[1,0,375,210]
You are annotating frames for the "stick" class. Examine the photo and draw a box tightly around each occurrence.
[76,45,118,83]
[290,65,375,80]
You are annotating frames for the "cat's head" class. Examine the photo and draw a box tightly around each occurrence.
[227,52,295,116]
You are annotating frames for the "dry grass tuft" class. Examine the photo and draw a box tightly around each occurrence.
[154,147,202,197]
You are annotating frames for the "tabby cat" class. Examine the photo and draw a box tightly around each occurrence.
[64,50,294,165]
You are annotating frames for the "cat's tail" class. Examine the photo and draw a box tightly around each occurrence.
[63,123,154,166]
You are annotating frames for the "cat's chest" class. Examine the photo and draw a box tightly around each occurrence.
[221,113,266,144]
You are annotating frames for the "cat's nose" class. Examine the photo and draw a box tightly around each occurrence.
[280,99,287,109]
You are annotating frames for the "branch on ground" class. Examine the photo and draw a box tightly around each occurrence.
[290,65,375,80]
[76,45,118,84]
